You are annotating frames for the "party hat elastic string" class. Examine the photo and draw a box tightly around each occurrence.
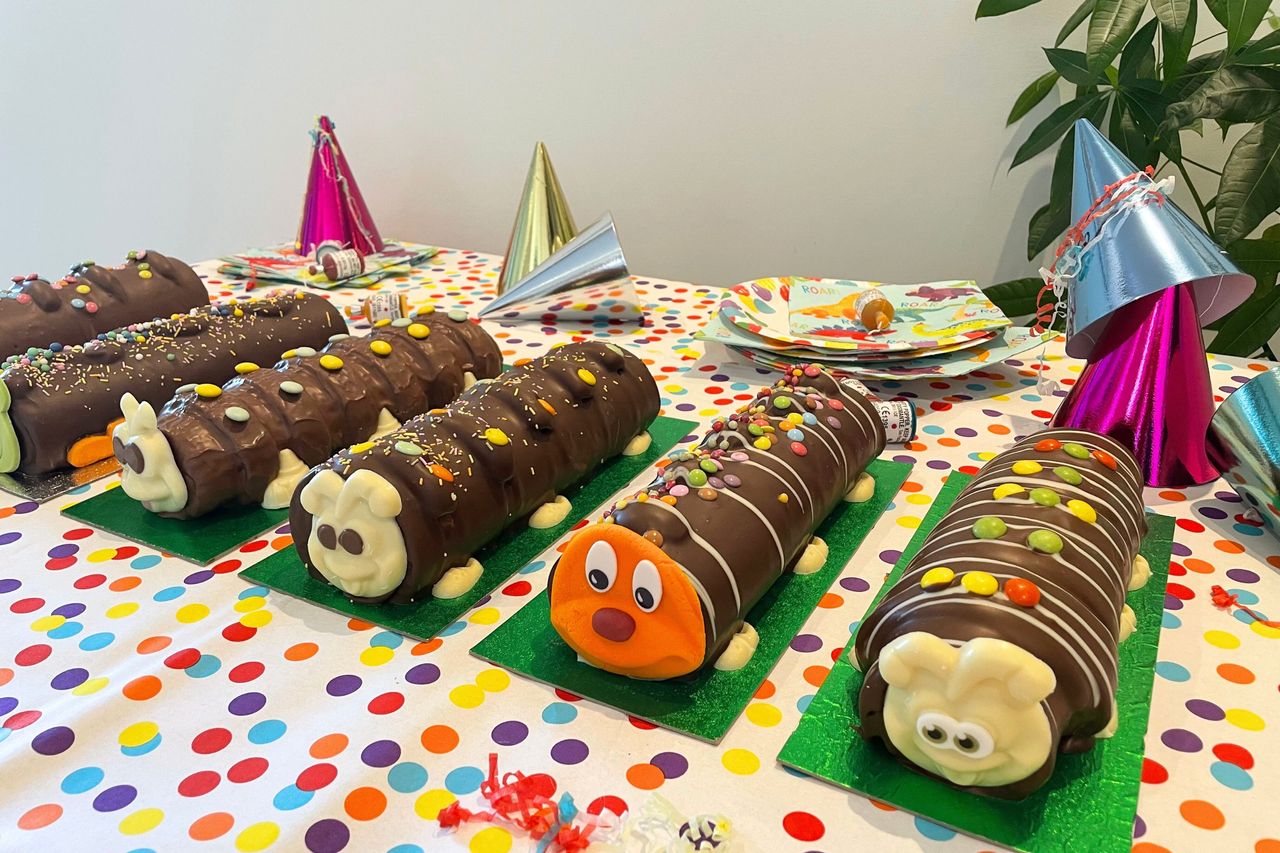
[1211,585,1280,629]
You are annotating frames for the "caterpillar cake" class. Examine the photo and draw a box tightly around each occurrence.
[113,308,502,519]
[2,251,209,360]
[289,341,660,605]
[0,292,345,477]
[548,364,885,680]
[852,428,1150,800]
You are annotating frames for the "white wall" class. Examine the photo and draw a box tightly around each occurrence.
[0,0,1223,290]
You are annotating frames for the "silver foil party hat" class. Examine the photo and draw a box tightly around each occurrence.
[1064,119,1253,358]
[479,212,643,322]
[1207,367,1280,538]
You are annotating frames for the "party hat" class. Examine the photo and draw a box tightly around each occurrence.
[1207,367,1280,537]
[496,142,578,296]
[480,212,642,321]
[1052,282,1219,486]
[296,115,385,258]
[1063,119,1252,358]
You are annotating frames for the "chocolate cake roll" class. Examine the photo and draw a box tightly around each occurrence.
[548,365,885,680]
[290,342,660,605]
[113,309,502,519]
[852,428,1150,799]
[1,250,209,359]
[0,292,345,477]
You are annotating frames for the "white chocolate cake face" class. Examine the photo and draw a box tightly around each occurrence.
[299,469,408,600]
[114,393,188,514]
[879,632,1056,789]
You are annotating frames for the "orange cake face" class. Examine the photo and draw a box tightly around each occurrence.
[549,523,707,680]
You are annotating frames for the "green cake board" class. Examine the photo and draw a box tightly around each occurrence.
[240,415,697,642]
[471,457,913,743]
[62,486,288,566]
[776,471,1176,853]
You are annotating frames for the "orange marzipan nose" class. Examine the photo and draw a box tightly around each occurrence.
[549,523,708,680]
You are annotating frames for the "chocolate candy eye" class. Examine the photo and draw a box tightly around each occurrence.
[916,712,955,747]
[924,726,947,743]
[585,539,617,592]
[339,529,364,555]
[632,559,663,613]
[112,436,145,473]
[955,734,977,752]
[317,524,338,550]
[953,724,995,758]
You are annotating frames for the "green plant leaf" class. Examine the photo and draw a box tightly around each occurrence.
[1215,114,1280,244]
[1163,66,1280,131]
[1012,92,1107,167]
[1087,0,1147,74]
[1168,50,1226,102]
[1235,30,1280,64]
[1203,0,1270,54]
[1045,47,1098,84]
[1058,0,1097,45]
[1119,18,1160,81]
[983,277,1049,319]
[1026,132,1079,260]
[1149,0,1190,32]
[1008,71,1062,125]
[1207,282,1280,355]
[1263,222,1280,240]
[1160,0,1197,81]
[1110,97,1155,164]
[1229,237,1280,288]
[976,0,1045,17]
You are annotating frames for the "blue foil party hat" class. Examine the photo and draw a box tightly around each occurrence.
[1063,119,1253,358]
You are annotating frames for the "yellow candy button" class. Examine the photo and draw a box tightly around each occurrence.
[76,284,91,294]
[350,442,374,453]
[195,384,222,399]
[374,318,391,327]
[962,571,999,596]
[753,437,771,450]
[992,483,1025,499]
[281,349,298,359]
[1067,499,1097,523]
[407,323,430,339]
[319,355,343,371]
[577,368,597,386]
[1011,460,1043,476]
[235,362,259,374]
[920,567,955,590]
[370,340,392,356]
[483,427,509,446]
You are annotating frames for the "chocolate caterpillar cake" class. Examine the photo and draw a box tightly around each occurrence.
[852,428,1150,800]
[290,342,660,605]
[1,251,208,360]
[548,365,885,680]
[113,308,502,519]
[0,292,345,477]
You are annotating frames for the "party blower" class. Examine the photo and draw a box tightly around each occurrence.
[1046,120,1254,487]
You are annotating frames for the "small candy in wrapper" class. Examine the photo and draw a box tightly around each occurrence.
[591,795,743,853]
[320,248,365,282]
[361,292,409,324]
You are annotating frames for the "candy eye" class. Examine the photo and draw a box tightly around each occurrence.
[585,539,617,593]
[916,712,955,747]
[632,559,663,612]
[113,437,146,474]
[953,724,994,758]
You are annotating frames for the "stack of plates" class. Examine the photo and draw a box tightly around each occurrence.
[695,277,1050,380]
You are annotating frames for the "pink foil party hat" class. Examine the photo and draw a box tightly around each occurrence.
[295,115,384,257]
[1052,282,1218,486]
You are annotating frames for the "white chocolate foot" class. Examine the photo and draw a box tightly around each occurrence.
[463,371,478,389]
[622,431,652,457]
[299,469,407,599]
[1119,604,1136,642]
[261,449,309,510]
[794,536,828,575]
[1098,705,1119,739]
[431,557,483,600]
[369,407,402,440]
[713,623,759,671]
[1128,554,1151,591]
[844,472,875,503]
[529,494,572,529]
[115,393,189,514]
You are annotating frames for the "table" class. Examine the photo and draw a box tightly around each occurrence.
[0,248,1275,853]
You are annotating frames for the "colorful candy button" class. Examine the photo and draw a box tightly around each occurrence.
[235,362,259,374]
[395,441,423,456]
[962,571,998,596]
[280,381,303,395]
[319,355,343,371]
[577,369,596,386]
[1011,460,1042,475]
[920,567,955,591]
[1052,466,1082,485]
[370,340,393,357]
[1034,438,1062,452]
[225,407,250,423]
[1030,487,1059,507]
[1091,449,1118,470]
[195,384,222,399]
[350,442,374,453]
[687,469,708,488]
[972,516,1007,539]
[1027,529,1064,554]
[407,323,430,339]
[1066,499,1097,523]
[483,428,509,446]
[1004,577,1041,607]
[1063,442,1090,459]
[992,483,1024,499]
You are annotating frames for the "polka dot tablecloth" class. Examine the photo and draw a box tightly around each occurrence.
[1,248,1276,853]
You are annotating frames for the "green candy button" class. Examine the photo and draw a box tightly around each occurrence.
[687,469,709,488]
[972,516,1007,539]
[1030,487,1060,507]
[1063,442,1090,459]
[1027,529,1064,554]
[1053,466,1083,485]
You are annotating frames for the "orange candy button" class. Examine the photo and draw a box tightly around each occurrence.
[1092,449,1118,470]
[1035,438,1062,452]
[1004,577,1041,607]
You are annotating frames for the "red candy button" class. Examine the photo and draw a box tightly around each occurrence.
[1091,449,1117,470]
[1004,577,1041,607]
[1034,438,1062,452]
